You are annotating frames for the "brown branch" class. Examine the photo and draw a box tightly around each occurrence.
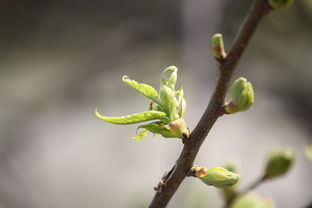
[149,1,271,207]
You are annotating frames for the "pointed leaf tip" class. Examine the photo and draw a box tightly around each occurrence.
[133,129,148,141]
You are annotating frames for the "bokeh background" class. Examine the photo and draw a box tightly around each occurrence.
[1,0,312,207]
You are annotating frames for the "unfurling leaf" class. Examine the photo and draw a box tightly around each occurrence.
[160,66,178,90]
[138,122,171,137]
[95,109,167,125]
[193,166,240,188]
[96,66,189,140]
[138,118,189,138]
[160,85,179,121]
[133,129,148,141]
[122,75,159,103]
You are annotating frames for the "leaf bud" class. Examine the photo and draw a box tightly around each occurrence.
[167,118,190,138]
[304,144,312,162]
[225,77,254,114]
[211,33,227,61]
[193,166,240,188]
[268,0,294,10]
[231,192,276,208]
[264,148,295,179]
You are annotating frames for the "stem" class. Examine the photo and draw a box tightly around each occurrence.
[149,1,270,207]
[224,176,267,207]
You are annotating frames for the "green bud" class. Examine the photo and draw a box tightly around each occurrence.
[231,192,276,208]
[304,144,312,162]
[194,167,240,188]
[211,33,226,60]
[264,148,295,179]
[268,0,294,10]
[167,118,190,138]
[225,77,254,114]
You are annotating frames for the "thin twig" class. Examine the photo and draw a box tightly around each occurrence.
[149,1,271,207]
[224,176,267,207]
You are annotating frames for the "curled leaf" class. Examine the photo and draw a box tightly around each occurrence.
[122,75,159,103]
[138,118,189,138]
[95,109,167,125]
[161,66,178,90]
[179,98,187,118]
[160,85,179,121]
[133,129,148,141]
[138,122,171,137]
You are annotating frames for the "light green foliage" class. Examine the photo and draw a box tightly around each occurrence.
[194,167,240,188]
[122,75,159,104]
[225,77,254,114]
[160,66,178,90]
[264,148,295,179]
[95,66,190,140]
[160,85,179,121]
[95,110,167,124]
[133,129,148,141]
[231,192,276,208]
[304,145,312,161]
[268,0,294,10]
[211,33,227,60]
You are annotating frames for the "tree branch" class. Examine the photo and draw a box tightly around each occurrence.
[149,1,271,207]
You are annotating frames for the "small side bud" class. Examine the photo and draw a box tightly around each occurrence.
[231,192,276,208]
[225,77,254,114]
[211,33,227,61]
[167,118,190,138]
[193,166,240,188]
[264,148,295,179]
[268,0,294,10]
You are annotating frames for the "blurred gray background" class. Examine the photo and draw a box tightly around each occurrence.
[0,0,312,207]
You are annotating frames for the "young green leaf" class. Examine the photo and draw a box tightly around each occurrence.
[122,75,159,103]
[138,119,189,138]
[139,122,171,137]
[95,109,167,125]
[160,66,178,90]
[133,129,148,141]
[159,85,179,121]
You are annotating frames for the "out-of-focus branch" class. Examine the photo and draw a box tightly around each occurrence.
[149,1,271,207]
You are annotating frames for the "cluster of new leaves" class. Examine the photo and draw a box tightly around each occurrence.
[96,66,189,141]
